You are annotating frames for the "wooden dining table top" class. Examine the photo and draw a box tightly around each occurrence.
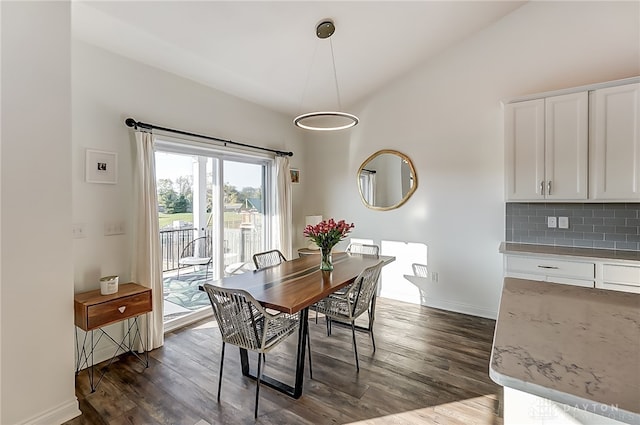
[209,252,395,314]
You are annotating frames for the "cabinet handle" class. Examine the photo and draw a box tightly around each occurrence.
[118,306,126,313]
[540,181,545,195]
[547,181,552,196]
[537,265,559,269]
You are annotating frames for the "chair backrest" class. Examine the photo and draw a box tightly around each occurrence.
[412,263,428,278]
[182,235,212,259]
[253,249,286,270]
[202,283,265,351]
[346,243,380,256]
[349,261,384,318]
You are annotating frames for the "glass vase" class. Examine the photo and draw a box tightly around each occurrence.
[320,246,333,271]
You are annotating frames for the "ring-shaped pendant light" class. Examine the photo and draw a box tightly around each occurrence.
[293,20,359,131]
[294,111,359,131]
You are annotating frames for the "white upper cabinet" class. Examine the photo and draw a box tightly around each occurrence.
[505,99,545,200]
[544,93,589,200]
[589,83,640,201]
[505,92,588,201]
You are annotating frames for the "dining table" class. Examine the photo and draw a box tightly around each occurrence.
[206,251,395,399]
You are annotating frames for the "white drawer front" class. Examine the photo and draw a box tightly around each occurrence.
[506,256,594,279]
[602,264,640,285]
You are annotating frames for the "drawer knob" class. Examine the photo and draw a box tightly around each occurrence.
[118,306,126,313]
[538,265,559,269]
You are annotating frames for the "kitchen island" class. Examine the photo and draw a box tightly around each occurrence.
[490,277,640,424]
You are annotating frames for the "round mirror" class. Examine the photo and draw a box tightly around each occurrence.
[357,149,418,211]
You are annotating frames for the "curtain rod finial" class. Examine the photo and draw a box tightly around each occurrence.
[125,118,137,129]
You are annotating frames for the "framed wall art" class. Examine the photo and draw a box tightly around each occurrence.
[290,168,300,184]
[86,149,118,184]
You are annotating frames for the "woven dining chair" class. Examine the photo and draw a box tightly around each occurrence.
[202,283,307,418]
[253,249,286,270]
[321,243,381,324]
[312,243,381,325]
[339,243,380,295]
[314,260,384,372]
[346,243,380,256]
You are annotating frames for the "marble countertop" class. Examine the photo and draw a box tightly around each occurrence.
[490,277,640,424]
[500,242,640,263]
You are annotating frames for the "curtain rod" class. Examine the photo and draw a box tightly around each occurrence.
[124,118,294,157]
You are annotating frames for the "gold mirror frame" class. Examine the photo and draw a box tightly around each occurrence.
[357,149,418,211]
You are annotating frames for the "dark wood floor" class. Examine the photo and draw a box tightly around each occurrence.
[65,297,503,425]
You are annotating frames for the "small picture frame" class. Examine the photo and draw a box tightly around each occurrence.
[290,168,300,184]
[86,149,118,184]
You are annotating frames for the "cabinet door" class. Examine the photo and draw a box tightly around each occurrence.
[590,83,640,200]
[505,99,545,201]
[544,92,589,200]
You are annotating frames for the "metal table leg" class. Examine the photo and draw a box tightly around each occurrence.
[240,307,309,399]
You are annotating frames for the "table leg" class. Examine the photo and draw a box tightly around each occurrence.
[239,307,309,399]
[74,316,148,392]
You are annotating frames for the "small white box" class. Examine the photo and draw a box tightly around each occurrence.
[547,217,557,228]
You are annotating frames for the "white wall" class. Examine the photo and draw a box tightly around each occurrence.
[1,2,79,424]
[72,40,305,358]
[303,1,640,319]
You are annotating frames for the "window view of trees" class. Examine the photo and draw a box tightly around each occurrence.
[158,177,193,214]
[158,176,262,215]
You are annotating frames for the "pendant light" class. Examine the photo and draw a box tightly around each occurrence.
[294,19,359,131]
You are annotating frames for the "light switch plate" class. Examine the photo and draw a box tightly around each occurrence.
[547,217,557,228]
[72,223,87,239]
[559,216,569,229]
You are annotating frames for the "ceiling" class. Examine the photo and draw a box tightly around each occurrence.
[72,1,526,119]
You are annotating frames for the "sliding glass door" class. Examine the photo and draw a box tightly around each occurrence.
[155,142,272,325]
[222,160,267,276]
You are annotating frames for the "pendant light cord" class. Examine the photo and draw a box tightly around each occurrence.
[329,37,342,111]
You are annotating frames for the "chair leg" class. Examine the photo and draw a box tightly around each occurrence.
[370,328,376,352]
[307,330,313,379]
[368,308,376,352]
[351,321,360,372]
[217,342,225,402]
[255,352,263,419]
[369,295,378,352]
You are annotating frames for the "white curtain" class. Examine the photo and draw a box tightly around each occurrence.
[132,131,164,350]
[360,171,376,206]
[275,156,293,259]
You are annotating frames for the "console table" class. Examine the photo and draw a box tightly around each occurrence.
[74,282,152,391]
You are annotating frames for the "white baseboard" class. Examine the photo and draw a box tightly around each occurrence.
[381,291,498,320]
[20,398,80,425]
[421,297,498,320]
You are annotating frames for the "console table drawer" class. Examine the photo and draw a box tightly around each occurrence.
[75,283,152,331]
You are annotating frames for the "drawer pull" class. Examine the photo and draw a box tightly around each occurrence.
[118,306,126,313]
[537,265,559,269]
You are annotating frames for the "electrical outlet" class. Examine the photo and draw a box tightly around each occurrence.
[72,223,87,239]
[431,272,439,282]
[547,217,557,228]
[558,216,569,229]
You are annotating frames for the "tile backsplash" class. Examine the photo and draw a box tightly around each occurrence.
[506,203,640,251]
